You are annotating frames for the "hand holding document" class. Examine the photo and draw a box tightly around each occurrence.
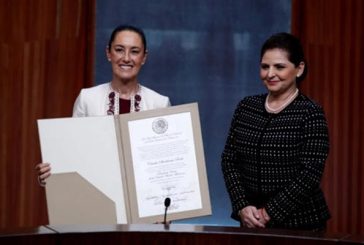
[38,103,211,225]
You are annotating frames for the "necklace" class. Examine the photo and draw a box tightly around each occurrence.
[265,88,299,114]
[107,83,142,115]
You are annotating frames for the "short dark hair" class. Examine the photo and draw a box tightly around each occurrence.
[107,25,147,53]
[260,32,307,84]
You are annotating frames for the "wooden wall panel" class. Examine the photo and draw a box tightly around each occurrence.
[0,0,95,228]
[292,0,364,235]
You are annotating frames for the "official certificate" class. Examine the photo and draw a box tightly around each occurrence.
[118,103,211,223]
[38,103,211,225]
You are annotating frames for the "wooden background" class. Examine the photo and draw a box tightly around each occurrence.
[292,0,364,234]
[0,0,95,227]
[0,0,363,235]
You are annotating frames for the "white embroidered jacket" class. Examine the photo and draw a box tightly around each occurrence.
[72,83,171,117]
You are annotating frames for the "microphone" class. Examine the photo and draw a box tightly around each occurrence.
[163,197,171,225]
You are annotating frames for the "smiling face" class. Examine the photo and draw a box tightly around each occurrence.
[260,48,304,97]
[106,30,147,83]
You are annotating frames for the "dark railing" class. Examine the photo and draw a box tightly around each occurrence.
[1,224,363,245]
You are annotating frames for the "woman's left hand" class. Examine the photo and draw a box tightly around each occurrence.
[258,208,271,225]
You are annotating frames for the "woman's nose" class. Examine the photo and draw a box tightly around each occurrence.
[122,51,131,62]
[267,67,275,78]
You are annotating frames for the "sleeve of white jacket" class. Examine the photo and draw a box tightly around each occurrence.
[72,90,87,117]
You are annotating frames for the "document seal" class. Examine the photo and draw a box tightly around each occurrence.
[152,118,168,134]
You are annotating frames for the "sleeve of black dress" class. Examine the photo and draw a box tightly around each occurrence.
[221,100,251,220]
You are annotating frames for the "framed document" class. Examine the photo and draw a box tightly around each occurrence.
[118,103,211,223]
[38,103,211,225]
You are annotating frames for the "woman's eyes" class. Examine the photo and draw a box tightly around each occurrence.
[260,64,286,70]
[131,50,141,54]
[275,65,285,70]
[114,48,140,55]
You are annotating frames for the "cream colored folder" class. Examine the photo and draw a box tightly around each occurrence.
[38,103,211,225]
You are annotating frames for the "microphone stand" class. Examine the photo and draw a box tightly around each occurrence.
[163,197,171,225]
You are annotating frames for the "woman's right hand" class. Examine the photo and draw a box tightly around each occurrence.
[35,162,51,187]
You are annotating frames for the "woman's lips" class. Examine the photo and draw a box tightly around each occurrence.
[266,80,279,85]
[119,64,133,70]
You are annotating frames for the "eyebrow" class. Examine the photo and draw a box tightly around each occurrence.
[260,62,288,65]
[118,44,140,47]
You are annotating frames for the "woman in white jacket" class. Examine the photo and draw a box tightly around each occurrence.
[36,25,170,185]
